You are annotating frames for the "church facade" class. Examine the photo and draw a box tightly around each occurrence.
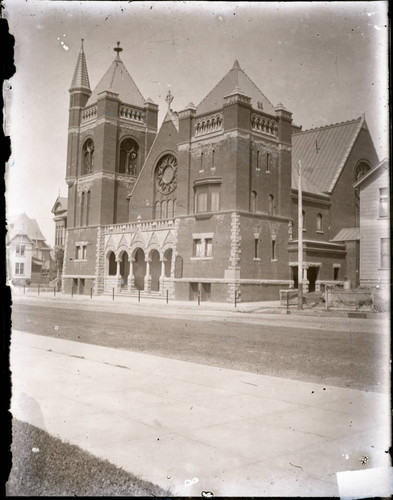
[61,41,379,301]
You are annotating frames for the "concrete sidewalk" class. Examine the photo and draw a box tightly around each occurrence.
[10,330,391,497]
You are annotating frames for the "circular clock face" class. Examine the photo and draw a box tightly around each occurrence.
[156,155,177,194]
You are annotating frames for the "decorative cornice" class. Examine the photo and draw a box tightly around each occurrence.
[76,171,137,186]
[195,113,223,137]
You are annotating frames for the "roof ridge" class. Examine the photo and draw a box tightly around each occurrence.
[197,62,274,114]
[196,66,231,111]
[239,66,275,110]
[294,116,362,135]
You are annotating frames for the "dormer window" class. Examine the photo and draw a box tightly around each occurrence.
[119,138,139,175]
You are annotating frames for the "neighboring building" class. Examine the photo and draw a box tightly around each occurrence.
[7,213,53,284]
[61,41,380,301]
[289,116,378,291]
[51,196,68,287]
[353,158,390,288]
[52,196,68,248]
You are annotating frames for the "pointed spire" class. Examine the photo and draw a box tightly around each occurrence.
[70,39,91,92]
[231,59,241,70]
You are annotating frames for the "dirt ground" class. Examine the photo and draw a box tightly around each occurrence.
[10,302,389,393]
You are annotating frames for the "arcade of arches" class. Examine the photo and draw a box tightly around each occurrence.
[106,247,174,293]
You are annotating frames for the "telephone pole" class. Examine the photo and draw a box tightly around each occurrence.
[297,160,303,310]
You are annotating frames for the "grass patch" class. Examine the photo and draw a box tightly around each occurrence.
[7,418,169,496]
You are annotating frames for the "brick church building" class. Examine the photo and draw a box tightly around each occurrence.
[61,41,379,301]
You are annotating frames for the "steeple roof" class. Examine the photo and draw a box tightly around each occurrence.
[70,39,91,92]
[196,60,275,116]
[86,43,145,107]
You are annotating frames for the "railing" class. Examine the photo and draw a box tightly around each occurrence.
[195,113,223,136]
[104,218,175,234]
[119,106,145,123]
[251,113,278,137]
[81,105,97,123]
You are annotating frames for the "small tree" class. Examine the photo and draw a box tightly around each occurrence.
[54,246,64,290]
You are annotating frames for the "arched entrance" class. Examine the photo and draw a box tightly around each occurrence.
[119,252,129,289]
[134,248,146,290]
[107,251,116,276]
[164,249,173,277]
[150,249,161,292]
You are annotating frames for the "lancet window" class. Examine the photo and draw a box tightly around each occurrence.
[119,138,139,175]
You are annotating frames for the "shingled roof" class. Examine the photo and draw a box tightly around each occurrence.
[292,116,365,195]
[70,40,91,92]
[86,47,145,107]
[196,60,276,116]
[8,213,46,241]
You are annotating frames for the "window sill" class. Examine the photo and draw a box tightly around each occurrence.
[73,259,87,263]
[316,230,324,234]
[253,258,261,262]
[378,216,389,220]
[271,259,278,262]
[190,257,213,261]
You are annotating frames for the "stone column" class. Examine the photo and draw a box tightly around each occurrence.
[128,258,135,292]
[144,258,152,293]
[303,267,309,293]
[159,258,166,296]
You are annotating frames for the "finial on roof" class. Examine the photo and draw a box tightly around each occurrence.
[81,38,84,49]
[165,89,174,111]
[232,59,241,70]
[114,41,123,60]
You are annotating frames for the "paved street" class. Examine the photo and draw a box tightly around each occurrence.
[10,329,391,497]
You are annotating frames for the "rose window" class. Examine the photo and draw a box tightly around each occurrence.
[155,154,177,194]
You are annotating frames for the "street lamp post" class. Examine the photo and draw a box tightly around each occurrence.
[297,160,303,310]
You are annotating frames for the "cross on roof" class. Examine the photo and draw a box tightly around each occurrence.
[165,90,174,110]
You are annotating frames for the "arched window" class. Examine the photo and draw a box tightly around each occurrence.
[167,199,174,218]
[154,154,178,220]
[119,138,139,175]
[251,191,257,213]
[316,213,323,232]
[155,201,161,219]
[82,139,94,175]
[268,194,275,216]
[86,190,90,226]
[80,191,85,227]
[302,210,306,229]
[354,161,370,182]
[161,200,167,219]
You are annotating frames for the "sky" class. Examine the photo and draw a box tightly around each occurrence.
[4,0,389,247]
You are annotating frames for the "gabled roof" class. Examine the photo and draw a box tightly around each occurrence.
[196,60,276,116]
[51,196,68,214]
[353,157,389,189]
[163,110,179,132]
[331,227,360,242]
[8,213,46,241]
[70,40,91,92]
[86,49,145,107]
[292,116,365,195]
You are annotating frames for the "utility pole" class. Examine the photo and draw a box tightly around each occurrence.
[297,160,303,310]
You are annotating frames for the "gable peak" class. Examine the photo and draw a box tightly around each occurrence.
[231,59,241,70]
